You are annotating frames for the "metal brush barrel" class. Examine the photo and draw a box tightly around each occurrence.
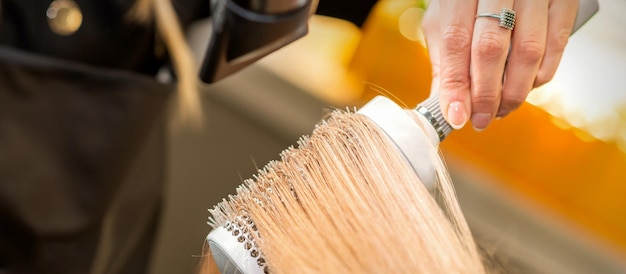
[416,96,453,142]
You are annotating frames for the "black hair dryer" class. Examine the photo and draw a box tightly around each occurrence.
[200,0,312,83]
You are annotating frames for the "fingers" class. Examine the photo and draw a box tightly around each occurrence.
[470,0,514,130]
[534,0,578,87]
[436,0,478,129]
[422,0,577,129]
[498,0,549,118]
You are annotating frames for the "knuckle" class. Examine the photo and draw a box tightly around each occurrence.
[475,32,507,60]
[472,92,499,109]
[440,72,470,92]
[549,28,571,52]
[441,23,472,52]
[516,39,545,63]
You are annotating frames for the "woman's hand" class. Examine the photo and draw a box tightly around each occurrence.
[422,0,579,130]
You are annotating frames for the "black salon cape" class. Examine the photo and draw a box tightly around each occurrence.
[0,1,207,273]
[0,0,376,273]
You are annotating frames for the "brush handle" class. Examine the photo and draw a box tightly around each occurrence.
[574,0,599,32]
[416,96,453,142]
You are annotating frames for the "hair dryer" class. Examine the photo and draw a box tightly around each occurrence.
[199,0,313,83]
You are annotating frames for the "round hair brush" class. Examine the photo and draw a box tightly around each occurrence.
[203,96,485,274]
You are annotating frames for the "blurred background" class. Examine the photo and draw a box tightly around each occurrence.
[149,0,626,273]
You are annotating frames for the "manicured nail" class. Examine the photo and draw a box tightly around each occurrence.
[471,113,492,131]
[447,101,467,129]
[496,109,509,119]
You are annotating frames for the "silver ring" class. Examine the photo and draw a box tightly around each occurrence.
[476,8,516,30]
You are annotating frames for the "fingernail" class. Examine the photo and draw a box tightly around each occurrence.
[471,113,492,131]
[496,108,509,118]
[447,101,467,129]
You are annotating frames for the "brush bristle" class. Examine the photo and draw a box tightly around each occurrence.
[207,109,485,274]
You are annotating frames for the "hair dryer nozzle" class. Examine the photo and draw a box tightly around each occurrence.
[200,0,312,83]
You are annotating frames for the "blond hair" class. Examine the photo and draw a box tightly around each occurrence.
[205,109,486,273]
[128,0,202,125]
[126,0,322,126]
